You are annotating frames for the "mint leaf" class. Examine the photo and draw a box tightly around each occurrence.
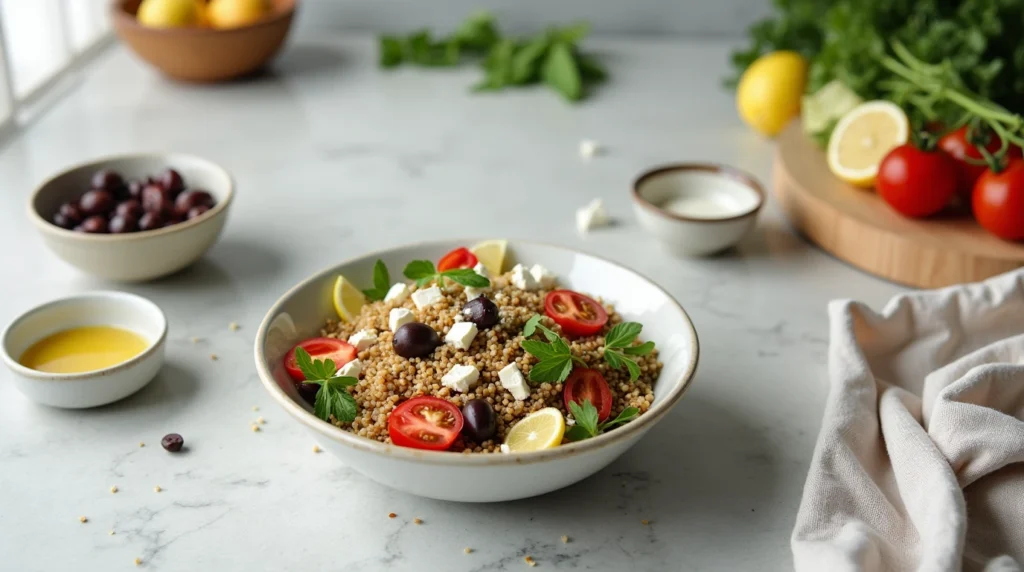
[527,357,573,383]
[511,35,550,84]
[622,358,642,381]
[603,323,653,381]
[567,399,599,438]
[294,347,318,380]
[362,259,392,301]
[452,11,499,51]
[604,322,643,348]
[523,315,544,337]
[380,36,404,68]
[521,339,562,361]
[577,53,607,82]
[295,347,360,423]
[553,22,590,45]
[564,425,591,442]
[404,260,436,281]
[542,42,582,101]
[442,268,489,288]
[600,407,639,431]
[623,341,655,356]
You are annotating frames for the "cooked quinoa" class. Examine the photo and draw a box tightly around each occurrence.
[321,271,661,453]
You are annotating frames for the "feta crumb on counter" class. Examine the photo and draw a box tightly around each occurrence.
[510,264,540,291]
[576,198,610,234]
[498,362,530,400]
[337,359,362,378]
[579,139,600,159]
[445,322,478,350]
[412,286,443,309]
[389,308,414,331]
[348,330,377,351]
[384,283,410,303]
[441,364,480,393]
[529,264,555,288]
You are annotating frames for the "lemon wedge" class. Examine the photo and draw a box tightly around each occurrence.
[826,100,909,188]
[331,275,365,323]
[504,407,565,452]
[470,239,507,276]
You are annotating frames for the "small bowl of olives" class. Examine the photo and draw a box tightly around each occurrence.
[28,153,233,282]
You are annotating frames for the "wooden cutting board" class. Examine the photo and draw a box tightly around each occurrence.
[773,121,1024,288]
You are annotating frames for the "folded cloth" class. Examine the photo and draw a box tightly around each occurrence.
[792,270,1024,572]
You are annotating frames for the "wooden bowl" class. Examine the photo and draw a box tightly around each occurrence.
[112,0,296,82]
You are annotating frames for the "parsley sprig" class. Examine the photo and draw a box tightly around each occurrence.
[293,347,359,424]
[521,315,585,383]
[361,259,391,301]
[602,322,655,381]
[564,399,640,442]
[403,260,490,289]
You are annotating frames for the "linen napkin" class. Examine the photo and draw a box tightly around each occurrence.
[792,270,1024,572]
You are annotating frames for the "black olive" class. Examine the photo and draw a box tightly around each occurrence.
[161,433,184,452]
[393,322,440,358]
[109,214,139,234]
[79,189,115,216]
[462,399,496,442]
[91,169,125,193]
[462,297,500,329]
[297,382,320,406]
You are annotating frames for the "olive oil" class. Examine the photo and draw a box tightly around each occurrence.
[20,326,148,374]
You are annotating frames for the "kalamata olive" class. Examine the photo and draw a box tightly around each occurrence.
[174,190,214,217]
[161,433,184,452]
[186,205,210,220]
[297,382,319,406]
[79,189,115,216]
[59,202,83,222]
[91,169,124,192]
[158,168,185,194]
[109,214,138,234]
[52,213,74,228]
[461,399,497,442]
[138,211,164,231]
[127,179,144,199]
[462,297,500,329]
[79,215,108,233]
[141,184,173,215]
[115,199,143,219]
[393,322,441,358]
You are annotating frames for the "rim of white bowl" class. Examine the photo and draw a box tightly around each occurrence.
[27,152,234,242]
[254,239,701,467]
[0,291,168,381]
[631,162,766,223]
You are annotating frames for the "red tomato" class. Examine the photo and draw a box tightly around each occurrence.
[283,337,358,382]
[939,126,1023,196]
[544,290,608,337]
[564,368,612,422]
[876,144,958,218]
[437,247,478,272]
[388,396,464,451]
[973,160,1024,241]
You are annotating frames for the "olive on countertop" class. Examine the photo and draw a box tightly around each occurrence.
[462,297,500,329]
[393,322,441,359]
[461,399,497,442]
[79,189,115,216]
[161,433,184,452]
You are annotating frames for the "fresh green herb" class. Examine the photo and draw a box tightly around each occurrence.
[402,260,490,289]
[293,347,359,423]
[602,322,654,381]
[564,399,640,441]
[361,259,391,301]
[521,314,585,383]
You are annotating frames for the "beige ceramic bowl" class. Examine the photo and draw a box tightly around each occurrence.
[28,153,234,282]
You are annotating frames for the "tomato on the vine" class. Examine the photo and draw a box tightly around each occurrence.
[876,144,958,218]
[973,160,1024,241]
[939,126,1023,196]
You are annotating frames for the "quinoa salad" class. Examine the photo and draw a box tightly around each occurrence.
[281,241,661,454]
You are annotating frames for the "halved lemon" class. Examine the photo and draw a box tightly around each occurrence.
[826,100,909,188]
[331,275,365,323]
[504,407,565,452]
[470,239,507,275]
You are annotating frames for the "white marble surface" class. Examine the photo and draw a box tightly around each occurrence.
[0,34,906,571]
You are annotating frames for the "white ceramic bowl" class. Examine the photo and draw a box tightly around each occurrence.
[632,164,764,256]
[28,153,234,282]
[254,240,699,502]
[1,291,167,408]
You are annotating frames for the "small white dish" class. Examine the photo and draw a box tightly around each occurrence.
[632,164,764,256]
[1,291,167,408]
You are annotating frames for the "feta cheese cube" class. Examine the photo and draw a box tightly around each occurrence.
[384,283,410,303]
[498,363,530,400]
[445,322,478,350]
[576,198,610,235]
[510,264,540,291]
[472,262,489,278]
[579,139,600,159]
[348,330,377,351]
[411,286,443,309]
[441,364,480,393]
[336,359,362,378]
[529,264,555,288]
[464,286,484,301]
[499,444,511,454]
[389,308,414,332]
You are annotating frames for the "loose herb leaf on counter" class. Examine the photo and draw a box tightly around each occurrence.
[294,347,359,423]
[403,260,490,289]
[564,399,640,441]
[603,322,654,381]
[521,314,586,383]
[361,259,392,301]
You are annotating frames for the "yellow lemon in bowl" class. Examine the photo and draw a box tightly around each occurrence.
[206,0,271,29]
[736,51,809,137]
[137,0,204,28]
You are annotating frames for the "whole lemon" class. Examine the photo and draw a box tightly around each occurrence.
[206,0,270,29]
[137,0,203,28]
[736,51,809,137]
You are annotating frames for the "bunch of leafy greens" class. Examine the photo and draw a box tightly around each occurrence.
[293,347,359,423]
[379,12,607,102]
[727,0,1024,128]
[565,400,639,442]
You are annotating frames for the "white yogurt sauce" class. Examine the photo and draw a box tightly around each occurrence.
[661,195,741,218]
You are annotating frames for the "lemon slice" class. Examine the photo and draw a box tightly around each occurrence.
[331,275,365,323]
[826,100,909,188]
[504,407,565,452]
[470,239,507,275]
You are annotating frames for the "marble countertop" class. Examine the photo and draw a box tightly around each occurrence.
[0,34,906,571]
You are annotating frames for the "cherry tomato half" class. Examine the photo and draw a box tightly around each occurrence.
[437,247,478,272]
[876,144,958,218]
[940,126,1023,197]
[544,290,608,337]
[388,396,464,451]
[283,337,358,382]
[564,368,612,422]
[973,160,1024,241]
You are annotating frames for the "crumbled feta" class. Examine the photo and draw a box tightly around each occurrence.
[412,286,443,309]
[472,262,489,278]
[441,364,480,393]
[445,322,478,350]
[579,139,600,159]
[576,198,610,234]
[494,291,506,302]
[348,330,377,351]
[384,283,410,303]
[337,359,362,378]
[510,264,540,291]
[453,314,464,323]
[499,444,511,454]
[389,308,414,331]
[529,264,555,288]
[464,286,484,300]
[566,417,576,426]
[498,362,530,400]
